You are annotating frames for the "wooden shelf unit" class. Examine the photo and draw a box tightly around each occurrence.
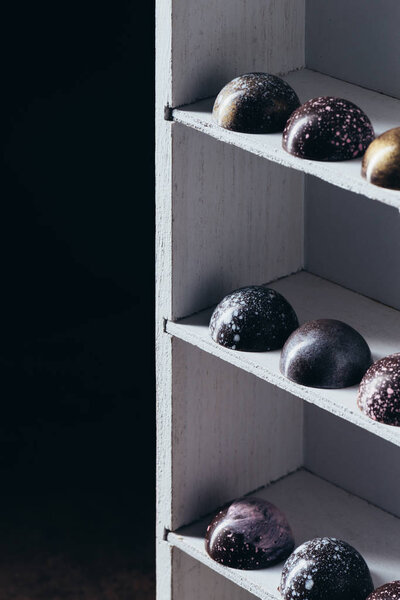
[156,2,400,599]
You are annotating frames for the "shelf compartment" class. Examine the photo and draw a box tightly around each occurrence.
[168,469,400,600]
[172,69,400,210]
[166,271,400,447]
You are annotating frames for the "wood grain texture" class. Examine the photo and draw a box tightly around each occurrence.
[172,0,305,107]
[304,404,400,519]
[173,550,257,600]
[156,0,174,597]
[169,470,400,599]
[171,339,303,531]
[167,271,400,448]
[173,69,400,210]
[172,124,304,320]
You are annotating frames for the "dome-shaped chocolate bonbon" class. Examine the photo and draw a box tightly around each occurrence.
[367,582,400,600]
[362,127,400,189]
[205,497,294,569]
[280,537,373,600]
[358,353,400,425]
[212,73,300,133]
[210,286,298,352]
[282,97,374,161]
[280,319,372,389]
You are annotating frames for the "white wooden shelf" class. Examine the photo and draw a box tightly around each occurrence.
[166,271,400,447]
[168,469,400,600]
[173,69,400,210]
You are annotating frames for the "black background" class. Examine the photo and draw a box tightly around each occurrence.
[0,0,155,591]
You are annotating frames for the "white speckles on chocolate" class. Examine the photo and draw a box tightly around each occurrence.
[367,581,400,600]
[280,319,372,389]
[280,538,373,600]
[213,73,300,133]
[282,97,374,161]
[209,286,299,352]
[358,353,400,426]
[205,497,294,570]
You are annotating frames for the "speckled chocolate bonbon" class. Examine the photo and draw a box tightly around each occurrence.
[358,353,400,426]
[212,73,300,133]
[282,97,374,161]
[362,127,400,190]
[367,581,400,600]
[205,497,294,570]
[280,319,372,389]
[209,286,299,352]
[280,537,373,600]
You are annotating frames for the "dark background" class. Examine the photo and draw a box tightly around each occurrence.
[0,1,155,597]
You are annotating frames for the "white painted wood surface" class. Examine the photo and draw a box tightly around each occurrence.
[306,0,400,99]
[155,0,174,597]
[171,0,305,107]
[173,69,400,210]
[171,340,303,531]
[167,271,400,447]
[173,550,258,600]
[171,125,304,320]
[158,2,400,598]
[168,469,400,600]
[305,178,400,311]
[304,404,400,519]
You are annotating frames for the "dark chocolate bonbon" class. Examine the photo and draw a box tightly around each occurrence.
[362,127,400,190]
[205,496,294,569]
[283,96,374,161]
[280,537,373,600]
[213,73,300,133]
[358,353,400,426]
[367,582,400,600]
[210,286,299,352]
[280,319,372,389]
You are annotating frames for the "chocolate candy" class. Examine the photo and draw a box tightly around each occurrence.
[362,127,400,189]
[280,319,372,389]
[367,582,400,600]
[280,537,373,600]
[205,497,294,569]
[212,73,300,133]
[358,353,400,425]
[209,286,299,352]
[282,97,374,161]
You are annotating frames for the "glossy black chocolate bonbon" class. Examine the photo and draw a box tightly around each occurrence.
[280,537,374,600]
[367,582,400,600]
[283,96,374,161]
[205,496,294,569]
[358,353,400,426]
[213,73,300,133]
[210,286,299,352]
[280,319,372,389]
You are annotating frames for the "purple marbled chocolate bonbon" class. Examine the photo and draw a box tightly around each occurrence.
[205,497,294,570]
[283,96,374,161]
[358,353,400,426]
[280,538,373,600]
